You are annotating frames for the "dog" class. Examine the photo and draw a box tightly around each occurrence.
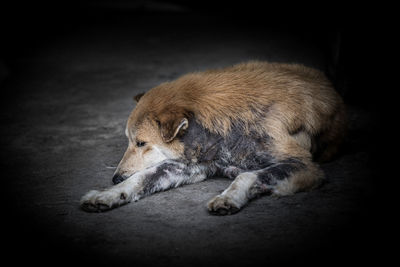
[80,61,346,215]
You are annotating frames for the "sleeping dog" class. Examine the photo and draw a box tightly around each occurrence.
[81,61,346,215]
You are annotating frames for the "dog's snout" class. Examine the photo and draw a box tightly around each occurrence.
[112,173,126,185]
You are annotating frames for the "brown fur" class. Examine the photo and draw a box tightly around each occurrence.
[131,61,345,162]
[129,61,346,196]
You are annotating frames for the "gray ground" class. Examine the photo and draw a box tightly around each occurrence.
[1,15,376,266]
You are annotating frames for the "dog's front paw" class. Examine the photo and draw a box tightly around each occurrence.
[80,189,131,212]
[207,195,240,216]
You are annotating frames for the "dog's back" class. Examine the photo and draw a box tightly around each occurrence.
[136,61,346,161]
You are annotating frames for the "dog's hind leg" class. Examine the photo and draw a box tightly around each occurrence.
[80,160,211,212]
[207,158,323,215]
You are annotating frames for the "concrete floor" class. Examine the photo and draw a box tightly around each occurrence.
[1,15,377,266]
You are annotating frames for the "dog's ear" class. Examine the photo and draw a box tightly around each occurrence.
[156,107,189,143]
[133,92,145,102]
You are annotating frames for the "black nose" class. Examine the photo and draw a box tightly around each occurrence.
[112,173,126,185]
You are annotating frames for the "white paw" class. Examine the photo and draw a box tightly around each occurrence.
[80,189,132,212]
[207,194,241,216]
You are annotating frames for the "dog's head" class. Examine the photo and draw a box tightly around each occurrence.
[112,91,190,184]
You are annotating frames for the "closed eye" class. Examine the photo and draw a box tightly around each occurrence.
[136,141,146,147]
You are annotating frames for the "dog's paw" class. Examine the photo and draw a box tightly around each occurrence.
[80,189,131,212]
[207,195,240,216]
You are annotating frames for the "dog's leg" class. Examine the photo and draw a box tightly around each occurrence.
[207,158,323,215]
[81,160,210,212]
[207,171,259,215]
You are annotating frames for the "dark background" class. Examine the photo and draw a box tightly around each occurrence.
[1,1,376,106]
[0,1,383,266]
